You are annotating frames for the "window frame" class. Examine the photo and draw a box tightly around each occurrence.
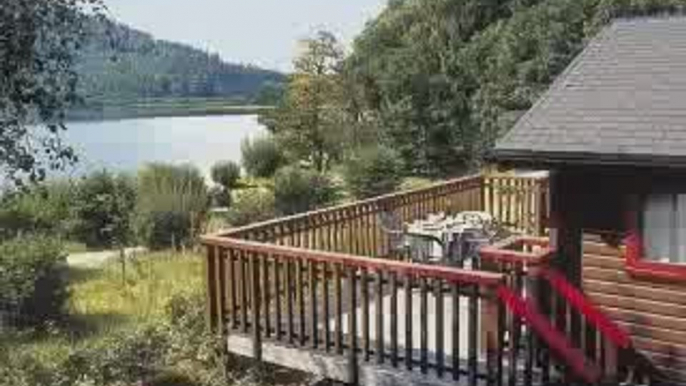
[625,193,686,283]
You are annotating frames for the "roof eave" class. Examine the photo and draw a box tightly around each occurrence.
[492,149,686,170]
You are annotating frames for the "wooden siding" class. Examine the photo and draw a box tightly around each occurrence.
[582,241,686,382]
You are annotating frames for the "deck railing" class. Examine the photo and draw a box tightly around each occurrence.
[201,174,549,384]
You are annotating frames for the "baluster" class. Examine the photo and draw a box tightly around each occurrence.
[286,257,294,344]
[468,284,479,386]
[435,279,445,377]
[215,247,227,333]
[251,253,262,360]
[508,269,523,386]
[323,262,331,351]
[297,258,306,346]
[262,255,271,338]
[452,282,461,381]
[497,299,506,386]
[390,272,399,367]
[375,269,384,365]
[361,268,370,361]
[228,249,237,329]
[335,263,343,354]
[347,266,359,385]
[310,260,318,349]
[420,277,428,374]
[206,246,218,331]
[405,274,413,370]
[274,257,282,340]
[240,251,248,334]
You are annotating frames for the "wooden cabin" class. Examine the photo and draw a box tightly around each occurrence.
[201,16,686,386]
[494,16,686,384]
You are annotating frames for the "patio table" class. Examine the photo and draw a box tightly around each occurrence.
[406,211,494,265]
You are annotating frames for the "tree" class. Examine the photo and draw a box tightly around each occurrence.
[70,171,136,250]
[210,161,240,207]
[0,0,105,185]
[135,163,208,250]
[241,134,285,178]
[273,165,338,215]
[262,31,346,172]
[343,146,404,199]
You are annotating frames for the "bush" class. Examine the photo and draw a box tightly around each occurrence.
[0,181,75,241]
[273,165,338,215]
[210,161,240,190]
[0,236,68,328]
[208,185,231,208]
[135,164,208,250]
[225,188,276,227]
[343,146,404,199]
[0,294,229,386]
[241,134,285,178]
[70,171,137,249]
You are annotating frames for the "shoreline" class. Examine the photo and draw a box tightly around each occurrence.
[67,103,274,123]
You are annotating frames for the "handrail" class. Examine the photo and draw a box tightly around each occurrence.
[497,285,601,384]
[215,174,484,238]
[202,235,504,287]
[479,236,553,267]
[540,268,631,349]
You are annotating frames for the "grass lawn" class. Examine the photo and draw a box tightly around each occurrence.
[2,249,312,386]
[69,250,204,333]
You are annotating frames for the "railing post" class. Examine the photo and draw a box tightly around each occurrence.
[535,178,549,237]
[251,254,262,361]
[347,266,359,385]
[480,175,487,212]
[205,245,218,331]
[482,285,501,386]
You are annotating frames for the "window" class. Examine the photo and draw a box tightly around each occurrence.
[641,194,686,264]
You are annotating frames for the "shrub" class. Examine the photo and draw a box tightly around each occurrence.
[135,164,208,250]
[70,171,137,249]
[273,165,338,215]
[343,146,404,199]
[0,294,229,386]
[210,161,240,190]
[225,188,276,227]
[0,181,75,241]
[208,185,231,208]
[0,236,68,328]
[241,134,285,178]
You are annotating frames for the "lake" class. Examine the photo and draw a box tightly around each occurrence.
[62,115,265,179]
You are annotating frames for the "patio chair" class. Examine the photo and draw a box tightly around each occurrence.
[378,211,446,263]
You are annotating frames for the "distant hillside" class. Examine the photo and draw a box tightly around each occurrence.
[71,19,285,120]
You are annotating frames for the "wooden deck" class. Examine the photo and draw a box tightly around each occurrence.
[202,174,673,385]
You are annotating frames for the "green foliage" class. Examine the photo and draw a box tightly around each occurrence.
[341,0,686,177]
[343,146,404,199]
[210,161,240,190]
[209,161,240,207]
[0,0,104,185]
[135,164,208,250]
[0,236,68,328]
[0,294,229,386]
[241,134,285,178]
[273,165,338,215]
[225,188,276,226]
[76,18,285,114]
[70,171,137,249]
[254,82,286,106]
[0,182,76,241]
[262,31,346,172]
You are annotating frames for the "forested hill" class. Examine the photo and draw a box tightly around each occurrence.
[71,19,285,120]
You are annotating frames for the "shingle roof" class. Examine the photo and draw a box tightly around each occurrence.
[494,17,686,168]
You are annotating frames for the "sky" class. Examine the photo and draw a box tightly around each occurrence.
[106,0,387,72]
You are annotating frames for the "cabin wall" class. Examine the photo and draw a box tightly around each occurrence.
[582,240,686,382]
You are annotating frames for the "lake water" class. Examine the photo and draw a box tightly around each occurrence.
[62,115,265,179]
